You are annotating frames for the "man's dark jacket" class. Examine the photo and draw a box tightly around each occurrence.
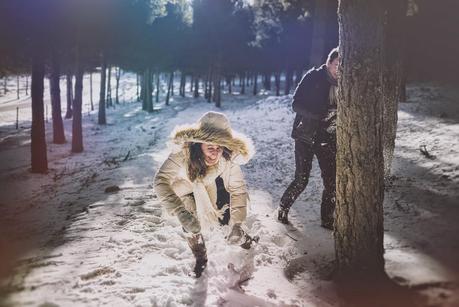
[291,64,335,143]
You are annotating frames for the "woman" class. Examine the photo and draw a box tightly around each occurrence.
[154,111,255,278]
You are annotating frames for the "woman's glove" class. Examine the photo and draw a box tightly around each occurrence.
[227,223,245,244]
[177,209,201,234]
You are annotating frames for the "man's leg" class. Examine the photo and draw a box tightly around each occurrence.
[278,139,314,223]
[315,140,336,229]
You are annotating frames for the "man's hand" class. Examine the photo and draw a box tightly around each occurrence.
[177,209,201,234]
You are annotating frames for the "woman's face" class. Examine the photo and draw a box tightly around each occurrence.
[201,143,223,166]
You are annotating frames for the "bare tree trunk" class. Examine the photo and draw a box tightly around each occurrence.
[106,65,112,107]
[65,74,73,119]
[275,72,281,96]
[253,73,258,96]
[194,76,199,98]
[31,53,48,173]
[98,54,107,125]
[3,76,7,94]
[214,74,221,108]
[25,75,29,96]
[285,68,293,95]
[89,72,94,111]
[166,71,173,105]
[240,73,245,95]
[49,52,66,144]
[335,0,385,277]
[115,67,121,104]
[136,73,140,102]
[72,62,84,153]
[155,72,160,103]
[180,72,185,97]
[146,69,154,112]
[16,75,20,99]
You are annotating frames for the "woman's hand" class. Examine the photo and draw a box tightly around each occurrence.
[227,223,244,244]
[177,209,201,234]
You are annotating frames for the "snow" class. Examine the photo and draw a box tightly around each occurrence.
[0,77,458,306]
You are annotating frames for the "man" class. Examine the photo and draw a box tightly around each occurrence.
[278,47,339,230]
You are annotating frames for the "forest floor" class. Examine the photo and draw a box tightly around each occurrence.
[0,77,458,306]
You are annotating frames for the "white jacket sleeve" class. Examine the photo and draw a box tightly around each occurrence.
[153,152,186,216]
[227,162,248,224]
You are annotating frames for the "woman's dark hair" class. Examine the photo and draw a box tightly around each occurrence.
[187,142,232,182]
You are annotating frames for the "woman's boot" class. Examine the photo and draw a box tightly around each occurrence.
[186,233,207,278]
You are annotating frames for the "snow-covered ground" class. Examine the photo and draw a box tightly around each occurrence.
[0,77,458,306]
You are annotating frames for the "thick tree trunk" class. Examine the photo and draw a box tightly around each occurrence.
[382,0,408,178]
[335,0,385,276]
[252,74,258,96]
[31,54,48,173]
[25,76,29,96]
[72,65,84,153]
[49,53,66,144]
[98,55,107,125]
[65,74,73,119]
[240,73,245,95]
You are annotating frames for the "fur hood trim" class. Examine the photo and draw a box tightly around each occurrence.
[167,112,255,165]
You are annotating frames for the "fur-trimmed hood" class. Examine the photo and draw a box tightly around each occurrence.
[167,112,255,165]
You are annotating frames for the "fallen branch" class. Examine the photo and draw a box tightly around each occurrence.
[419,145,436,160]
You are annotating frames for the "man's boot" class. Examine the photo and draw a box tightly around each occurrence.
[186,233,208,278]
[278,206,290,224]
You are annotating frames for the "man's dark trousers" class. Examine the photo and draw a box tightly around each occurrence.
[280,133,336,226]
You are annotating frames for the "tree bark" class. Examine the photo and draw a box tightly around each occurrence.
[49,52,66,144]
[106,65,112,107]
[275,72,281,96]
[89,72,94,111]
[72,64,84,153]
[284,68,293,95]
[335,0,385,277]
[98,54,107,125]
[155,72,160,103]
[252,73,258,96]
[16,75,20,99]
[146,69,154,112]
[31,54,48,173]
[166,71,173,105]
[65,74,73,119]
[194,76,199,98]
[115,67,121,104]
[180,72,185,97]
